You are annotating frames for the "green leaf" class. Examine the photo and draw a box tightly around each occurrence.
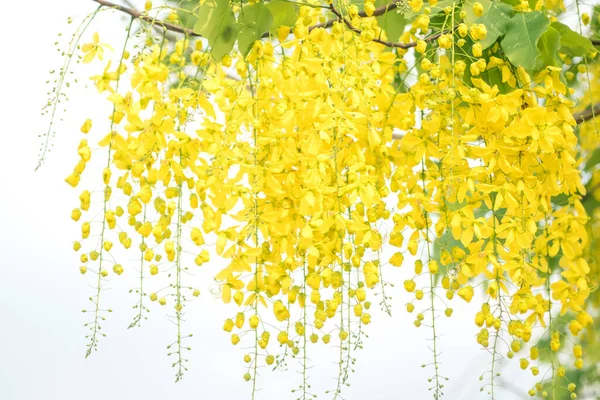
[587,147,600,168]
[238,3,273,55]
[193,0,238,60]
[211,21,238,61]
[551,22,596,57]
[591,5,600,40]
[536,26,561,69]
[501,11,550,70]
[375,5,406,42]
[266,0,297,34]
[474,2,514,49]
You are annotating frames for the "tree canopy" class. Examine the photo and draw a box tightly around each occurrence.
[43,0,600,398]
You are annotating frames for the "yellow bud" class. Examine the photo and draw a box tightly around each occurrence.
[231,334,240,345]
[458,286,474,302]
[428,260,438,274]
[221,54,232,67]
[72,208,82,221]
[582,13,590,26]
[530,346,539,360]
[472,43,482,57]
[511,340,521,352]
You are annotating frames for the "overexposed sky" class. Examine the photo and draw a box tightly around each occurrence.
[0,1,537,399]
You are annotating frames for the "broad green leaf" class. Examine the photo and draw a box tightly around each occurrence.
[266,0,297,34]
[501,11,549,70]
[536,26,561,69]
[193,0,227,37]
[238,3,273,55]
[587,147,600,168]
[375,5,406,42]
[474,2,514,49]
[193,0,238,60]
[211,21,238,61]
[237,26,255,58]
[591,5,600,40]
[551,22,596,57]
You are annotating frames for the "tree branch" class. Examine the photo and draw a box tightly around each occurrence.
[90,0,600,128]
[309,2,398,31]
[92,0,199,36]
[325,2,453,49]
[573,103,600,125]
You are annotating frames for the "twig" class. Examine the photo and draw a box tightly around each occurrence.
[309,1,398,31]
[326,2,453,49]
[90,0,600,127]
[573,103,600,124]
[92,0,199,36]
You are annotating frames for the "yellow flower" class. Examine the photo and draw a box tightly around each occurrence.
[81,32,112,64]
[65,173,80,187]
[458,286,474,302]
[80,119,92,134]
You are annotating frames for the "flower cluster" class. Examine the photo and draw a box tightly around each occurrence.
[57,0,598,397]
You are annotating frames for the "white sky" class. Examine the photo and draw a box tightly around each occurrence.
[0,1,538,399]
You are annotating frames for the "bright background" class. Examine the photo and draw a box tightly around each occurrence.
[1,1,535,399]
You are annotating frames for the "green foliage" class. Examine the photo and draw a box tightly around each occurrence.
[238,3,273,56]
[551,22,596,58]
[375,1,406,42]
[193,0,237,60]
[537,26,562,69]
[473,2,514,49]
[501,11,549,70]
[266,0,297,34]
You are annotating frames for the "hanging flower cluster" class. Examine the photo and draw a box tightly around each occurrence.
[53,0,600,397]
